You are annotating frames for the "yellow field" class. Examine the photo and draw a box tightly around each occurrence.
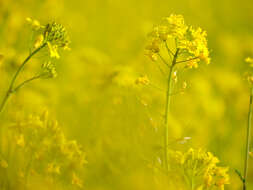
[0,0,252,189]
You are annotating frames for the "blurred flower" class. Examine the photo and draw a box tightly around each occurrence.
[15,134,25,147]
[182,81,187,89]
[40,61,58,78]
[172,71,177,82]
[8,110,87,187]
[245,57,253,65]
[249,151,253,158]
[0,159,8,169]
[135,75,150,85]
[46,162,61,175]
[244,57,253,85]
[26,17,43,30]
[72,172,83,188]
[34,34,44,49]
[169,148,229,189]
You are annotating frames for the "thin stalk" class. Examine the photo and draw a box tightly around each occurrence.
[243,87,253,190]
[0,43,46,114]
[164,48,179,172]
[158,53,170,68]
[175,57,199,64]
[12,75,41,93]
[164,41,174,58]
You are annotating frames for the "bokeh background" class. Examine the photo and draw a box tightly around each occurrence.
[0,0,253,189]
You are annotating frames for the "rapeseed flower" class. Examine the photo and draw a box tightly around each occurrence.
[145,14,210,67]
[169,148,229,190]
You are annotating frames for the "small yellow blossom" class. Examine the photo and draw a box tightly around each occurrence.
[34,34,44,49]
[245,57,253,64]
[135,75,150,85]
[16,134,25,147]
[26,17,43,30]
[182,81,187,89]
[47,42,60,59]
[172,71,177,82]
[186,59,199,69]
[46,163,61,175]
[72,173,83,188]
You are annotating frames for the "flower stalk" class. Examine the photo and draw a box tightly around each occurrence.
[145,14,210,176]
[0,44,46,115]
[243,87,253,190]
[164,48,179,172]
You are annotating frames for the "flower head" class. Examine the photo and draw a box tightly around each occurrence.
[44,22,70,49]
[27,18,70,59]
[145,14,210,67]
[169,148,229,189]
[40,61,58,79]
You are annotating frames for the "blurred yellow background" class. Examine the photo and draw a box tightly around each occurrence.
[0,0,253,189]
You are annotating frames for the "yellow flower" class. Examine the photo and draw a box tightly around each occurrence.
[145,14,210,67]
[46,163,61,175]
[204,173,212,187]
[169,148,229,189]
[72,173,83,188]
[34,34,44,49]
[0,159,8,169]
[47,42,60,59]
[135,75,150,85]
[16,134,25,147]
[26,17,43,30]
[245,57,253,64]
[182,81,187,89]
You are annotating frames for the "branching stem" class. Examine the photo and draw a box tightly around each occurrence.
[175,57,200,65]
[164,48,179,172]
[0,44,46,115]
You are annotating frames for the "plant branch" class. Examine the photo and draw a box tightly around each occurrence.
[12,75,42,93]
[175,57,199,65]
[158,53,170,68]
[164,48,179,173]
[243,87,253,190]
[164,41,174,59]
[0,43,46,114]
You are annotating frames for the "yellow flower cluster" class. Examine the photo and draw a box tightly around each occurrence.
[9,110,87,188]
[40,61,58,79]
[26,18,70,59]
[135,75,150,85]
[169,148,229,190]
[245,57,253,64]
[145,14,210,66]
[244,57,253,85]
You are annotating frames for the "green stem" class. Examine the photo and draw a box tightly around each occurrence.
[0,44,45,115]
[175,57,200,64]
[12,75,41,93]
[164,41,174,59]
[164,48,179,172]
[243,87,253,190]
